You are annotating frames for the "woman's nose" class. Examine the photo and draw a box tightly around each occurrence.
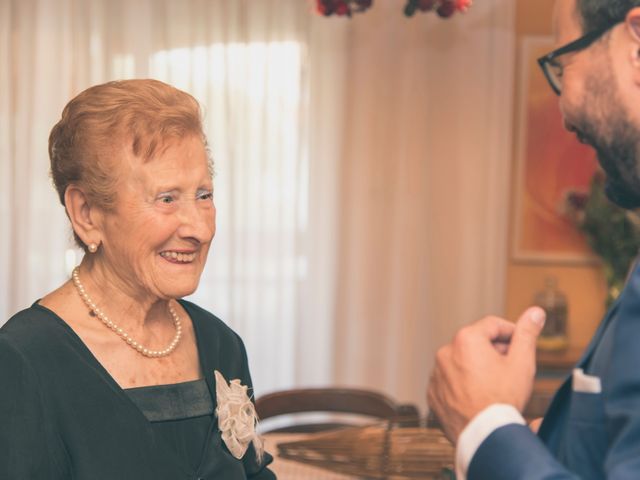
[177,200,216,242]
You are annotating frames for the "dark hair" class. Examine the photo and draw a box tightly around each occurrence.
[577,0,640,33]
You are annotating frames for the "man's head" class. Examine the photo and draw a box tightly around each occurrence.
[576,1,640,33]
[545,0,640,208]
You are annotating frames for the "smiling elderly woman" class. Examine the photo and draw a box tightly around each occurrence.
[0,80,275,479]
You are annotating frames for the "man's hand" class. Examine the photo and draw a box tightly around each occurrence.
[529,417,543,434]
[426,307,546,444]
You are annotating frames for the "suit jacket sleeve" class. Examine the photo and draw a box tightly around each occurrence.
[468,424,579,479]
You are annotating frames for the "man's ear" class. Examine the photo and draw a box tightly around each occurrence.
[626,8,640,75]
[64,185,103,248]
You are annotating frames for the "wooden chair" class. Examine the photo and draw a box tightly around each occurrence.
[255,387,420,433]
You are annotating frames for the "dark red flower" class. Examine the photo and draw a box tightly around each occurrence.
[317,0,333,16]
[417,0,437,11]
[335,0,351,16]
[436,0,456,17]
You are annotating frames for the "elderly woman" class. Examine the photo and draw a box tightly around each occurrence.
[0,79,275,479]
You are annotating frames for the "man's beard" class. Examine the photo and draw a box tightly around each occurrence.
[573,69,640,209]
[596,131,640,209]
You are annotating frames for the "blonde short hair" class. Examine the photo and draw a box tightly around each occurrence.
[48,79,209,249]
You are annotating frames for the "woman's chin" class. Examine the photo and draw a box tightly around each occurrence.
[154,259,205,296]
[164,284,200,300]
[154,277,201,300]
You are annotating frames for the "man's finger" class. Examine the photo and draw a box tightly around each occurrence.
[508,306,546,364]
[492,339,510,355]
[467,315,516,344]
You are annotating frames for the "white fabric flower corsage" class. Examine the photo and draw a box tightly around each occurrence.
[214,370,263,461]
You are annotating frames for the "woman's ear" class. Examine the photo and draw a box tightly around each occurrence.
[628,8,640,39]
[626,8,640,65]
[64,185,103,248]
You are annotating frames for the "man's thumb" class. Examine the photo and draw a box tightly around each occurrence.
[508,306,546,362]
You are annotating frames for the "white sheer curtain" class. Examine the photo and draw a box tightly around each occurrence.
[1,0,77,321]
[332,0,516,408]
[0,0,10,319]
[0,0,344,395]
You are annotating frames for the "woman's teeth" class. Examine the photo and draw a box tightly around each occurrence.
[160,251,196,263]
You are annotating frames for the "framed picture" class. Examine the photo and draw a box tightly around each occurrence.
[512,36,598,263]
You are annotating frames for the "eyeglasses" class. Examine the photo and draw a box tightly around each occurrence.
[537,23,617,95]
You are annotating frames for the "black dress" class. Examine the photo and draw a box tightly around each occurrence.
[0,299,275,479]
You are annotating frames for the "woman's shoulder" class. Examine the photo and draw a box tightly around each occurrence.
[0,304,70,357]
[178,299,250,366]
[179,300,254,383]
[179,299,242,340]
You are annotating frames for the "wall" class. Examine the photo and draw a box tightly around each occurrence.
[506,0,607,349]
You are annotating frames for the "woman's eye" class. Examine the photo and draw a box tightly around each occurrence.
[197,191,214,201]
[158,194,175,204]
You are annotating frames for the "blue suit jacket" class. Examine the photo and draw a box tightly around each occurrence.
[468,263,640,479]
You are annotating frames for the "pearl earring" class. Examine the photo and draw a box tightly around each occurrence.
[88,243,99,253]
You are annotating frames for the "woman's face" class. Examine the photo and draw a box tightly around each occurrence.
[96,134,215,301]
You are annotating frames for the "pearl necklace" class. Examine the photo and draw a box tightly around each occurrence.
[71,267,182,358]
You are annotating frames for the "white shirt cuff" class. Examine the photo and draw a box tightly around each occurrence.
[454,404,525,480]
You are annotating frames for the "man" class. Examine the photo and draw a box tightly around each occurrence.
[427,1,640,479]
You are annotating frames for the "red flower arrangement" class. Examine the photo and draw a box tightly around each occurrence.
[404,0,473,18]
[316,0,372,17]
[315,0,472,18]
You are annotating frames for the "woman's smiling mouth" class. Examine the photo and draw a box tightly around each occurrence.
[159,251,197,263]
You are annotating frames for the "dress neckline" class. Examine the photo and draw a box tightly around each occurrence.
[29,299,220,476]
[31,299,209,389]
[125,378,214,422]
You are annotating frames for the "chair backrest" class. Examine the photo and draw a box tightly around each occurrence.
[255,387,420,433]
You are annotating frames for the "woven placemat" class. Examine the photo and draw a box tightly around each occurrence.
[276,423,455,479]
